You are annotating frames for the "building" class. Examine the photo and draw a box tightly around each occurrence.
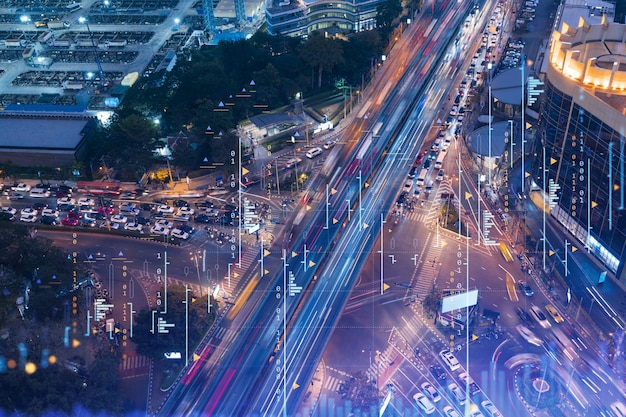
[0,105,96,168]
[528,15,626,281]
[265,0,379,37]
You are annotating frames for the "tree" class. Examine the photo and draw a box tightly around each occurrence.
[131,285,218,360]
[376,0,402,29]
[423,288,442,316]
[299,31,345,89]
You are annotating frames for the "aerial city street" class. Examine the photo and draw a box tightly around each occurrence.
[0,0,626,416]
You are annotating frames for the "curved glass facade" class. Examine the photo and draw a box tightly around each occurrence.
[529,20,626,282]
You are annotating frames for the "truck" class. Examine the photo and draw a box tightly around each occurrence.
[76,39,97,47]
[105,40,127,48]
[62,81,83,91]
[22,47,34,59]
[4,39,23,47]
[37,31,53,43]
[51,39,70,47]
[47,20,65,30]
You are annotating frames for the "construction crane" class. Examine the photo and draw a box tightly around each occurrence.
[78,16,108,90]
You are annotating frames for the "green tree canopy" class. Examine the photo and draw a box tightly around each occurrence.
[299,31,345,89]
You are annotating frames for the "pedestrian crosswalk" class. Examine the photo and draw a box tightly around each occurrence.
[366,344,397,383]
[220,247,261,299]
[119,354,150,371]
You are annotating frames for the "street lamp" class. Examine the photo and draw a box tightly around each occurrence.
[291,136,299,193]
[487,62,493,186]
[78,16,107,89]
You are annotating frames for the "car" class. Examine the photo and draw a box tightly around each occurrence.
[428,150,438,160]
[518,281,533,296]
[285,157,302,169]
[443,405,462,417]
[2,207,17,216]
[11,183,31,192]
[8,193,24,200]
[111,215,128,224]
[56,196,76,206]
[414,186,422,198]
[134,188,149,196]
[424,181,434,195]
[481,400,503,417]
[396,191,408,206]
[120,191,135,200]
[21,208,36,216]
[120,202,137,212]
[174,213,191,222]
[29,188,50,198]
[67,210,82,219]
[515,324,543,346]
[610,401,626,417]
[157,205,175,214]
[42,208,60,218]
[412,392,435,415]
[545,304,564,323]
[408,166,418,179]
[458,372,480,395]
[150,225,170,235]
[323,140,335,150]
[177,206,195,216]
[198,200,215,208]
[0,212,15,221]
[450,106,459,116]
[440,349,461,371]
[201,208,221,217]
[194,214,212,223]
[430,364,447,381]
[436,169,445,182]
[20,214,38,223]
[423,159,432,169]
[136,216,151,225]
[97,206,114,215]
[77,198,95,206]
[403,180,413,193]
[61,217,78,227]
[79,217,96,227]
[180,224,195,235]
[173,199,190,208]
[40,215,57,225]
[516,307,533,324]
[420,381,441,403]
[155,219,173,229]
[447,383,467,405]
[32,202,47,211]
[124,222,143,232]
[415,152,425,164]
[92,212,107,220]
[530,305,551,328]
[305,147,323,159]
[171,228,190,240]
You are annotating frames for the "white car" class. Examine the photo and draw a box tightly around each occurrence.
[177,206,195,216]
[412,392,435,415]
[41,208,60,218]
[21,208,37,216]
[20,214,37,223]
[155,219,173,229]
[420,381,441,403]
[458,372,480,395]
[448,383,467,405]
[481,400,503,417]
[171,228,190,240]
[29,188,50,198]
[323,140,335,150]
[515,324,543,346]
[440,349,461,371]
[150,225,170,235]
[157,205,175,214]
[530,305,551,328]
[11,183,31,192]
[110,214,128,224]
[124,222,143,232]
[77,198,95,206]
[174,213,191,222]
[2,207,17,216]
[443,406,462,417]
[57,197,76,206]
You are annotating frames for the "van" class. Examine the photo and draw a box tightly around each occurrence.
[306,147,323,159]
[416,169,428,187]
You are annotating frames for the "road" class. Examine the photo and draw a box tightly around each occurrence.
[156,0,481,415]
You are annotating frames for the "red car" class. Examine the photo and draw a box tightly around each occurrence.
[415,152,424,164]
[61,217,78,226]
[97,206,114,215]
[67,210,82,219]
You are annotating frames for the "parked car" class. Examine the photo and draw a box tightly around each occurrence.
[458,372,480,395]
[124,222,143,232]
[430,364,447,381]
[61,217,78,227]
[42,208,60,218]
[11,183,31,192]
[448,383,467,405]
[171,228,190,240]
[20,214,38,223]
[412,392,435,415]
[421,381,441,403]
[440,349,461,371]
[8,193,24,200]
[40,215,57,225]
[111,215,128,224]
[150,225,169,235]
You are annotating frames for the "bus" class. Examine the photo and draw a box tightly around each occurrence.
[434,152,446,170]
[76,180,121,196]
[499,242,513,262]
